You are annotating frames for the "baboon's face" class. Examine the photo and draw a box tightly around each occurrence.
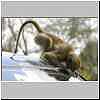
[66,53,80,72]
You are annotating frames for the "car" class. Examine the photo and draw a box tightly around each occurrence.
[2,51,82,81]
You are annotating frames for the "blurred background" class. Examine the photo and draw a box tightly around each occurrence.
[1,17,98,81]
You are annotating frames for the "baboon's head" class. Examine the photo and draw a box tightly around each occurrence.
[66,52,80,72]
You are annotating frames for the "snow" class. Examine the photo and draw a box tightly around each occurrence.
[2,51,81,82]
